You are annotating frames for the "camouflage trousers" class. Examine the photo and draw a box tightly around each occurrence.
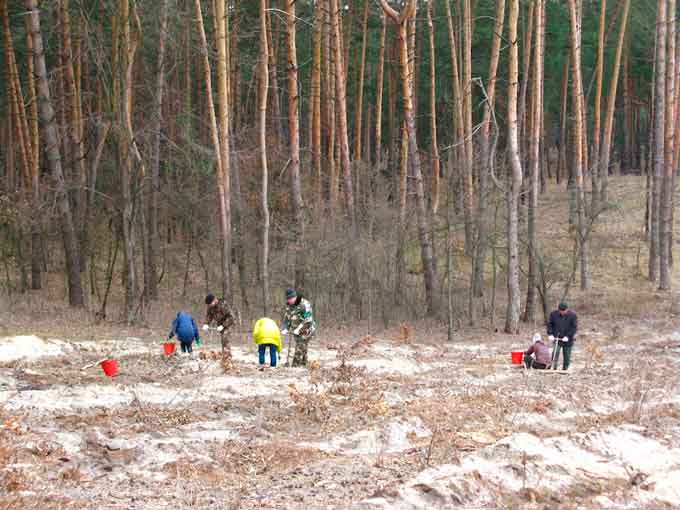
[220,331,232,360]
[292,335,310,367]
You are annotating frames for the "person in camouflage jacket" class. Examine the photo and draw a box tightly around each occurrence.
[281,288,316,367]
[204,293,236,356]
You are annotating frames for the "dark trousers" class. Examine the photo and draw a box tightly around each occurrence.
[258,344,277,367]
[524,355,547,370]
[551,341,573,370]
[180,341,193,353]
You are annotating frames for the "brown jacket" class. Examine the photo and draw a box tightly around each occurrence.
[525,340,551,366]
[206,299,236,330]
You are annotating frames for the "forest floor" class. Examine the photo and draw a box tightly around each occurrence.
[1,175,680,510]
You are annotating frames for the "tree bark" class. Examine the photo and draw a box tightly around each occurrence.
[505,0,522,334]
[591,0,607,212]
[25,0,83,306]
[523,0,544,323]
[312,0,323,211]
[660,0,675,289]
[285,0,305,290]
[600,0,631,206]
[567,0,590,291]
[381,0,439,315]
[260,0,271,315]
[472,0,505,304]
[375,12,387,166]
[650,0,666,283]
[427,1,440,216]
[354,0,369,161]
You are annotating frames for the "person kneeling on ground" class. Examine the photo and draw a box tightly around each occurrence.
[281,288,316,367]
[168,310,201,354]
[548,301,578,370]
[253,317,282,369]
[524,333,551,369]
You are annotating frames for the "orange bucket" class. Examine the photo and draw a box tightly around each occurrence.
[101,359,119,377]
[511,351,524,365]
[163,342,176,355]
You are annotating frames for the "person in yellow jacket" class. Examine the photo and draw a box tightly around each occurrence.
[252,317,283,368]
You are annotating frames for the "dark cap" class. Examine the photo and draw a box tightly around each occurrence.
[558,301,568,311]
[285,288,297,299]
[205,293,216,305]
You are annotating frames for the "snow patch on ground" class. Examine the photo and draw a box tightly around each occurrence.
[0,335,71,362]
[302,417,431,456]
[348,357,428,376]
[362,425,680,509]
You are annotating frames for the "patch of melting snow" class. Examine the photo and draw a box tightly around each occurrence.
[0,374,298,414]
[302,417,431,455]
[362,425,680,509]
[0,335,71,362]
[348,357,428,376]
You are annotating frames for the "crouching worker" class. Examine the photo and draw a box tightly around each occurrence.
[253,317,282,369]
[204,293,237,357]
[168,311,200,354]
[281,288,316,367]
[524,333,551,369]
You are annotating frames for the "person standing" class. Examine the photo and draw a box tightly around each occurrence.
[204,293,237,357]
[281,288,316,367]
[252,317,282,369]
[547,301,578,370]
[168,311,201,354]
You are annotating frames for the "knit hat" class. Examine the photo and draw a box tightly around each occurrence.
[558,301,568,311]
[533,333,542,343]
[285,288,297,299]
[205,293,216,305]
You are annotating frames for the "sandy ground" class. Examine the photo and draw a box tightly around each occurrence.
[0,319,679,510]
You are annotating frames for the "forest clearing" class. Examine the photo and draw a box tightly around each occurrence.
[3,0,680,508]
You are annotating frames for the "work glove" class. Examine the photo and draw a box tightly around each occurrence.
[548,335,555,342]
[561,336,569,343]
[202,324,210,331]
[196,338,202,346]
[217,325,224,332]
[293,326,302,335]
[281,329,289,335]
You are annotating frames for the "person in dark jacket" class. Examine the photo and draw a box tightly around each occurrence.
[547,301,578,370]
[524,334,551,369]
[169,311,201,354]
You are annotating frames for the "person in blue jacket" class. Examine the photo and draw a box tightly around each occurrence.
[168,311,201,354]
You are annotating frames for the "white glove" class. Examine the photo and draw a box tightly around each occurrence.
[281,329,289,335]
[217,325,224,332]
[561,336,569,343]
[548,335,555,342]
[202,324,210,331]
[293,326,302,335]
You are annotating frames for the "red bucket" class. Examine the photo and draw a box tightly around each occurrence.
[101,359,119,377]
[163,342,176,355]
[511,351,524,365]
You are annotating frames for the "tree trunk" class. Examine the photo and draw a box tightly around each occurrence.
[660,0,675,290]
[25,0,83,306]
[558,57,569,186]
[472,0,505,304]
[427,2,440,216]
[444,0,471,250]
[505,0,522,334]
[600,0,631,207]
[523,0,544,324]
[146,0,168,301]
[260,0,271,315]
[381,0,439,316]
[591,0,607,213]
[214,0,233,301]
[354,0,368,161]
[650,0,666,283]
[567,0,590,291]
[312,0,323,211]
[375,12,387,166]
[285,0,305,290]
